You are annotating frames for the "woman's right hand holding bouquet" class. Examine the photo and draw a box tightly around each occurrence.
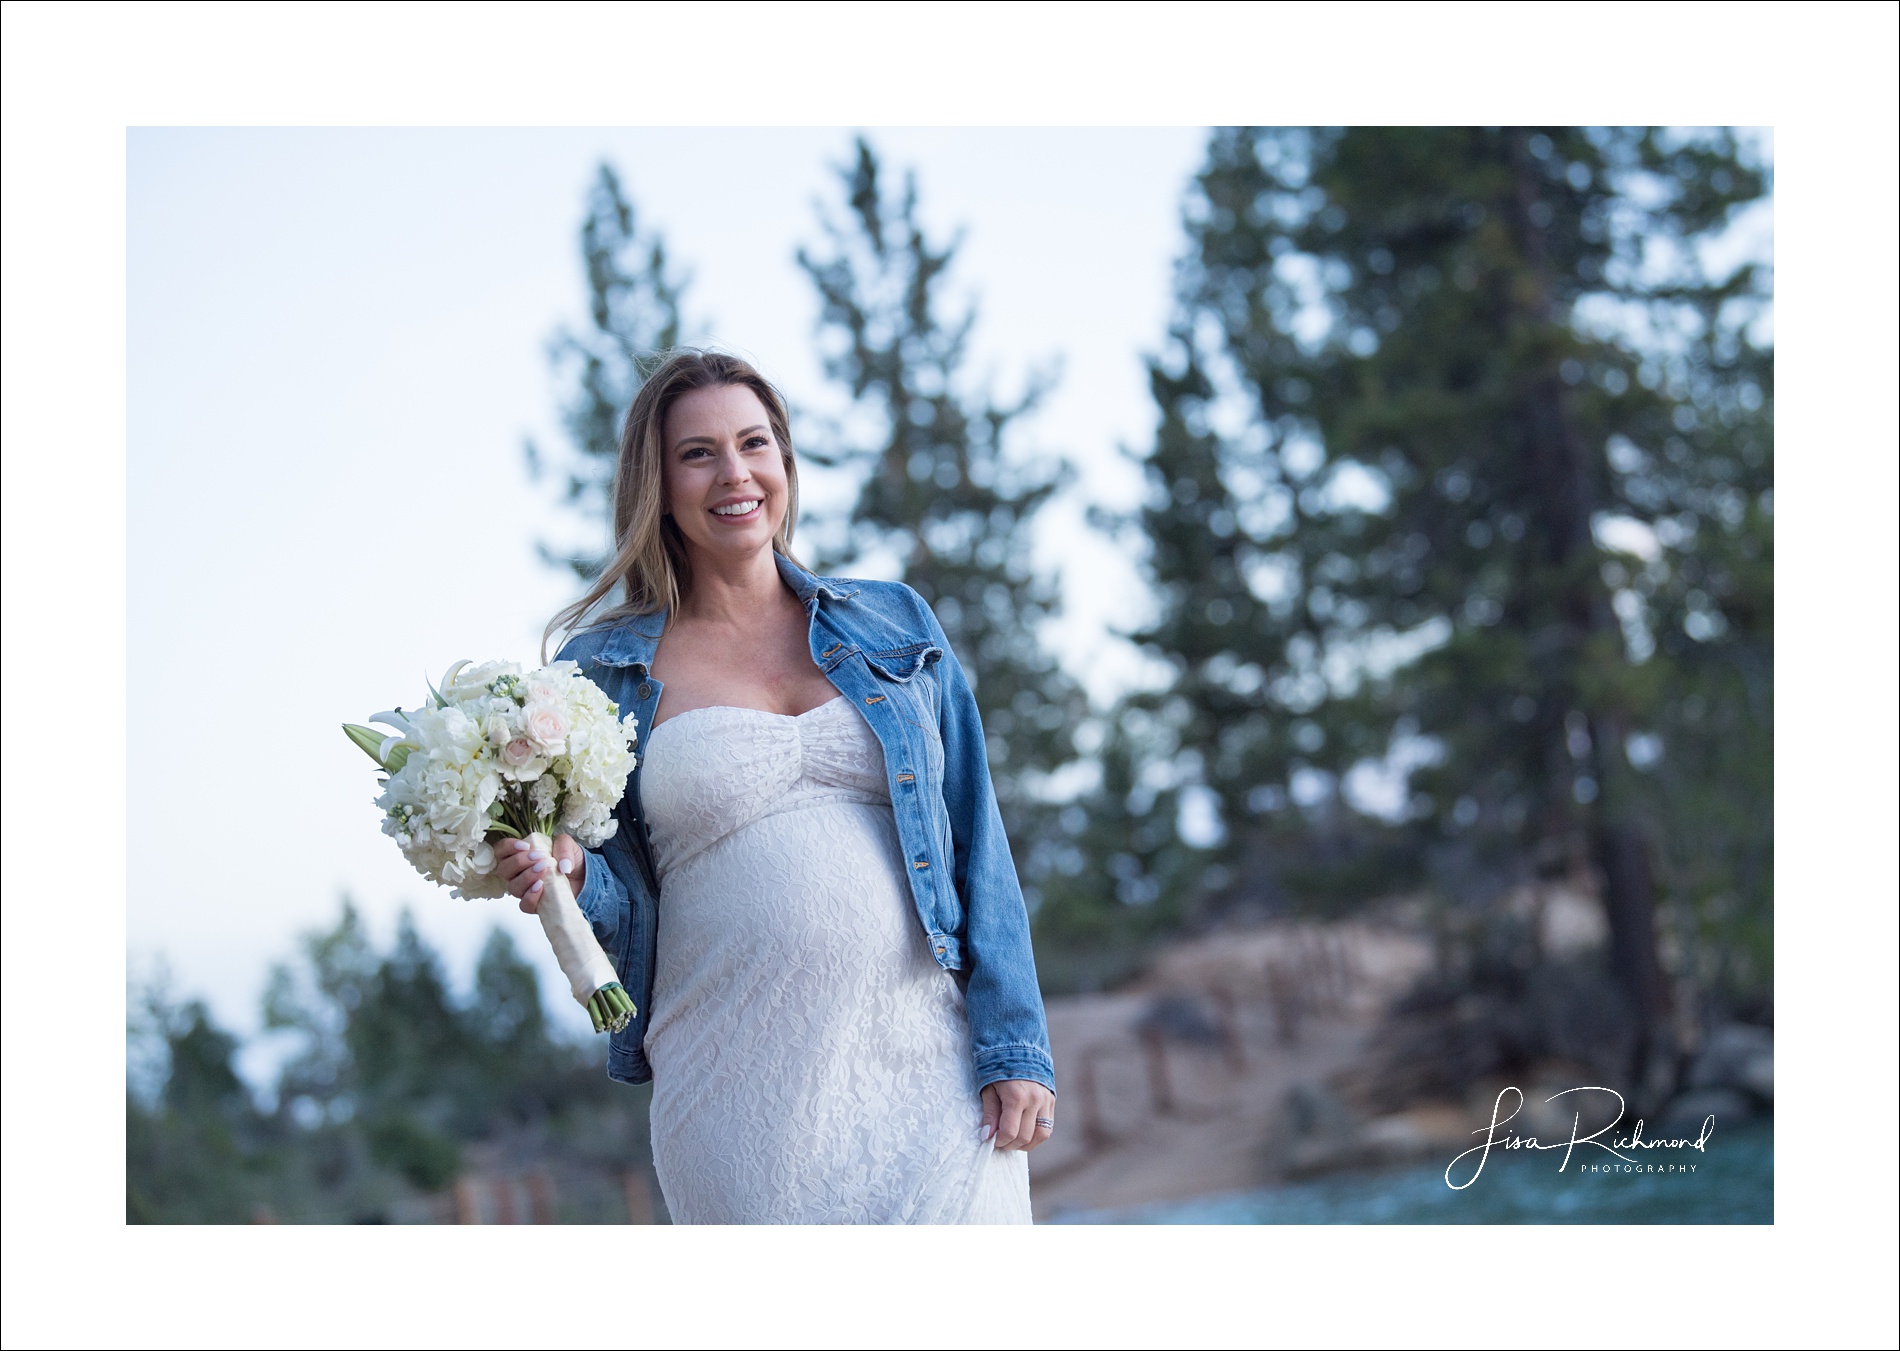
[495,834,587,914]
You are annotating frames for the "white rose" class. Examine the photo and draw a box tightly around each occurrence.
[501,737,537,768]
[523,703,569,751]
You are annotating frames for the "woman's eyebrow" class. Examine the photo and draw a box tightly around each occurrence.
[672,425,768,453]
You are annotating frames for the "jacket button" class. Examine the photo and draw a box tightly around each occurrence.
[637,682,652,699]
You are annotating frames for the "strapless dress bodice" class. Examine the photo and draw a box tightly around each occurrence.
[634,695,1031,1225]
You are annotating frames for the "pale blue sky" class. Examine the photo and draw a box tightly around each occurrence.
[128,127,1206,1056]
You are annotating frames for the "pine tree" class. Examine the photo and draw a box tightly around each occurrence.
[126,992,274,1223]
[796,138,1088,910]
[1107,128,1770,1090]
[528,163,687,582]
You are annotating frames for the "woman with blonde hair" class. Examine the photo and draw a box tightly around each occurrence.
[494,349,1055,1223]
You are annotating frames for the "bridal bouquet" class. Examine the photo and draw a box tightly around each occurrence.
[344,660,640,1034]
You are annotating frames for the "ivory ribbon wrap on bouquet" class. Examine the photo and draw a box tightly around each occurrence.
[529,831,621,1008]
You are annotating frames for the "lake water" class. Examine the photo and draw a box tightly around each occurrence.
[1048,1118,1773,1225]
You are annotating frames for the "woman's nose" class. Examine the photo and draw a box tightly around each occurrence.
[717,448,749,482]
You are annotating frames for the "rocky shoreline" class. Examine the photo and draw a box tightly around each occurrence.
[1029,910,1774,1221]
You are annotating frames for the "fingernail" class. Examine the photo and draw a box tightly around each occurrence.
[533,860,548,873]
[530,880,543,893]
[528,850,548,860]
[982,1124,995,1141]
[558,860,573,874]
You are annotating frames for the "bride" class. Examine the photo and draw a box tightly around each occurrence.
[495,349,1056,1224]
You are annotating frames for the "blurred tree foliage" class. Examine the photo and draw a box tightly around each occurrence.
[127,992,282,1224]
[796,138,1090,913]
[128,904,656,1223]
[526,163,687,582]
[1044,128,1771,1083]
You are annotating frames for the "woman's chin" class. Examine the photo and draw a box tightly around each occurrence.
[685,520,778,559]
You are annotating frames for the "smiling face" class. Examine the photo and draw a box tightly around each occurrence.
[660,382,792,570]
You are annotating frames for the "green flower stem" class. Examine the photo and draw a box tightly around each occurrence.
[587,982,635,1035]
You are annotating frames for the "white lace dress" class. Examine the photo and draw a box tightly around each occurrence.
[638,694,1032,1225]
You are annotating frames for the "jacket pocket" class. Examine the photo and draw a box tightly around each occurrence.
[862,641,942,686]
[865,645,945,777]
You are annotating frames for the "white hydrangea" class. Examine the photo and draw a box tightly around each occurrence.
[359,659,639,897]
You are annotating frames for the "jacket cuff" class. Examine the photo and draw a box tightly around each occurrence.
[972,1044,1057,1096]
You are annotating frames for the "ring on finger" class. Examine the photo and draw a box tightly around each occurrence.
[1034,1115,1054,1130]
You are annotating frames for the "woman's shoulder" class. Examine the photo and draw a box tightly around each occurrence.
[830,574,928,610]
[552,608,666,670]
[824,575,944,645]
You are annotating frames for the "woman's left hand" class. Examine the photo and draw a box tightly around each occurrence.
[981,1079,1055,1151]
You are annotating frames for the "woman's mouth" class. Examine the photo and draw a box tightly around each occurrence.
[710,498,763,521]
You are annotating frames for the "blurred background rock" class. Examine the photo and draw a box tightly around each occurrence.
[129,125,1771,1223]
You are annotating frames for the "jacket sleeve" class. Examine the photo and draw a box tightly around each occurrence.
[572,829,632,959]
[911,589,1057,1095]
[556,640,635,967]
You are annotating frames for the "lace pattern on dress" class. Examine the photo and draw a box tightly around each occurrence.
[638,696,1032,1224]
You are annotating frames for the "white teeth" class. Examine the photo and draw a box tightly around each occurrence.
[712,500,761,516]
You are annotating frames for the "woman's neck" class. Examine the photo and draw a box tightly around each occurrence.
[677,546,795,628]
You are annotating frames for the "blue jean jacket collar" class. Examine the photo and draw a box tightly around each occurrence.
[587,552,856,670]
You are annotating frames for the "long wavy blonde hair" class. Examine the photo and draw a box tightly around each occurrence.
[544,349,804,657]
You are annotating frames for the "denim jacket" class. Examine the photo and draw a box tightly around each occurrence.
[557,551,1057,1095]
